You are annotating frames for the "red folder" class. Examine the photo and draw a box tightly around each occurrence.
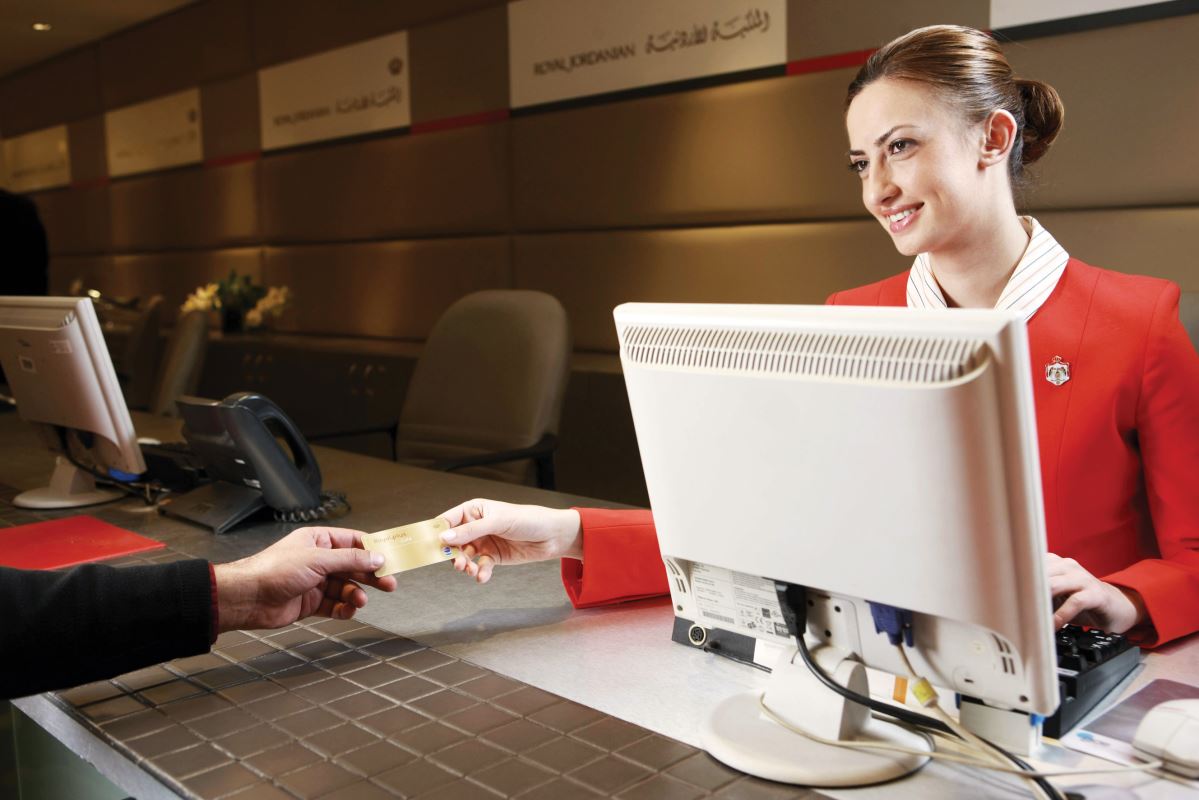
[0,515,166,570]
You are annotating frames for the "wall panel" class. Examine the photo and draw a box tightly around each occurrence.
[108,248,264,316]
[1013,14,1199,210]
[66,116,107,183]
[250,0,507,69]
[0,48,102,136]
[260,123,510,242]
[787,0,988,60]
[512,68,866,231]
[514,222,907,351]
[99,0,253,110]
[201,73,260,160]
[109,162,259,251]
[263,237,511,339]
[1038,208,1199,291]
[47,255,114,296]
[48,249,262,314]
[32,187,111,256]
[410,5,508,122]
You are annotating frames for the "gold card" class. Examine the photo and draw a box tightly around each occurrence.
[362,517,460,577]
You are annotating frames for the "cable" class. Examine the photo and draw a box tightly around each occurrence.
[272,490,350,523]
[784,593,952,735]
[756,695,1164,779]
[896,643,1015,767]
[53,427,353,520]
[774,582,1065,800]
[901,642,1088,800]
[55,427,166,504]
[792,629,1052,800]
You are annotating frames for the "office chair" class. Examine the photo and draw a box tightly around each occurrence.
[396,290,571,488]
[120,294,165,410]
[307,291,571,487]
[149,310,209,417]
[1180,292,1199,354]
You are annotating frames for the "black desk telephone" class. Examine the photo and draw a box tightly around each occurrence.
[158,392,348,534]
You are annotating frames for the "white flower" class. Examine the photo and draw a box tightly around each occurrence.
[244,285,290,328]
[181,283,220,313]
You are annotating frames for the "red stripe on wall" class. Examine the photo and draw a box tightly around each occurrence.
[411,109,510,135]
[204,151,261,169]
[786,48,875,76]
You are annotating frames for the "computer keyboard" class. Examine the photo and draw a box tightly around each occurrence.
[1042,624,1140,738]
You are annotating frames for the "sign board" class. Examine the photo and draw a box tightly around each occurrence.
[991,0,1166,28]
[106,88,202,177]
[509,0,786,108]
[259,31,411,151]
[2,125,70,192]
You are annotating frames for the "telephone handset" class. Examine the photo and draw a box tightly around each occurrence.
[160,392,348,534]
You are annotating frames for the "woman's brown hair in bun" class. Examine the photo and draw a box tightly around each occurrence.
[846,25,1064,187]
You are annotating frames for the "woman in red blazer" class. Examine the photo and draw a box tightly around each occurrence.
[438,26,1199,647]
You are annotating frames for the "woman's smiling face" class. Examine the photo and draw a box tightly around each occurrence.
[845,78,991,258]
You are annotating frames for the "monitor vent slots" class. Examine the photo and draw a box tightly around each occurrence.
[664,559,689,597]
[620,325,988,384]
[992,633,1018,676]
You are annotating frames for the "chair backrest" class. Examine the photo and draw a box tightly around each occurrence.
[1180,292,1199,354]
[122,295,165,410]
[397,290,571,485]
[149,310,209,417]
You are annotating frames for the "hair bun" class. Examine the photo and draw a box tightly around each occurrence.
[1017,79,1064,165]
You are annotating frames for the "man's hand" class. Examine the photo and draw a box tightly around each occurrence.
[1046,552,1145,633]
[214,527,397,633]
[438,499,582,584]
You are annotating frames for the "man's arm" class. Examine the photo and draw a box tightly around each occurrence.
[1,526,395,700]
[1,560,213,699]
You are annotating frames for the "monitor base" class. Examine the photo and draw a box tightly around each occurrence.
[702,690,931,787]
[702,645,931,787]
[14,458,123,509]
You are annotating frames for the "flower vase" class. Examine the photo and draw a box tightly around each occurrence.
[220,307,244,333]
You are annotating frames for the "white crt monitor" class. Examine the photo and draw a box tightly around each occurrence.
[0,296,145,508]
[616,303,1058,785]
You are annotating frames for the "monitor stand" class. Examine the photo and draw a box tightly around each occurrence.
[702,643,931,787]
[14,457,123,509]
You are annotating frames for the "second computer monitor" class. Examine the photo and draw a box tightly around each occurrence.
[0,295,145,508]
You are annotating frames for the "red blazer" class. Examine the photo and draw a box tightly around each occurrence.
[561,259,1199,647]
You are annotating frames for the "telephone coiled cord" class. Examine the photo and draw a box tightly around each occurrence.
[273,490,350,523]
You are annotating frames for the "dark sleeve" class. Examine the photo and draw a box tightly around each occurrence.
[0,559,214,699]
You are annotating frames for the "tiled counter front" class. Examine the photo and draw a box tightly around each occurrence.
[49,553,823,800]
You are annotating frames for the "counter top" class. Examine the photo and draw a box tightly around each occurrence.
[3,412,1194,800]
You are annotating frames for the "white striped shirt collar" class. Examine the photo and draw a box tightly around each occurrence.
[905,217,1069,321]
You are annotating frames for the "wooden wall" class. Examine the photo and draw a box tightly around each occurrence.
[3,1,1196,503]
[3,1,1195,354]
